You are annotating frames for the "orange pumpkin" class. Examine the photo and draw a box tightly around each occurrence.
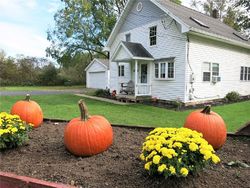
[11,94,43,128]
[184,105,227,149]
[64,100,113,156]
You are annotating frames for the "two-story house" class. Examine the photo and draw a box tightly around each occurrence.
[98,0,250,104]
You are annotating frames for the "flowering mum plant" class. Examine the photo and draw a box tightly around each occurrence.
[140,127,220,178]
[0,112,33,150]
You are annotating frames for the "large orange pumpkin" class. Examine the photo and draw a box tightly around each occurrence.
[184,105,227,149]
[64,100,113,156]
[11,94,43,128]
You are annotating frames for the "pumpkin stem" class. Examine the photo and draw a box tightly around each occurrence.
[78,99,89,121]
[25,94,31,101]
[201,105,211,114]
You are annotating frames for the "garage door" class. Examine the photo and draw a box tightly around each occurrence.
[88,71,106,89]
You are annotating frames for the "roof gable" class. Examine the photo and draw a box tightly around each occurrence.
[111,42,154,62]
[85,58,109,71]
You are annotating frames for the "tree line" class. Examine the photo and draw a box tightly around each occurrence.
[0,50,88,86]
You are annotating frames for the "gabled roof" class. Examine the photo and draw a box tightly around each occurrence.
[154,0,250,46]
[85,58,109,71]
[105,0,250,50]
[112,41,154,62]
[122,42,154,58]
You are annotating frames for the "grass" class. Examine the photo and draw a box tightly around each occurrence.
[0,85,85,91]
[0,94,249,132]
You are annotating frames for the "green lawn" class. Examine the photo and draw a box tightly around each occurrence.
[0,85,85,91]
[0,94,249,132]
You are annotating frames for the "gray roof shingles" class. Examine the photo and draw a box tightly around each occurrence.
[156,0,250,45]
[122,41,154,58]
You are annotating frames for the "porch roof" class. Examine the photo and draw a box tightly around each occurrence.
[112,41,154,62]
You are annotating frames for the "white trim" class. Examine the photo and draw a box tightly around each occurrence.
[85,58,108,71]
[111,42,134,61]
[132,57,154,61]
[189,28,250,50]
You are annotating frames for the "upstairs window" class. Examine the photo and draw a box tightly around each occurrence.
[240,66,250,81]
[118,65,125,77]
[125,33,131,42]
[149,26,157,46]
[154,61,175,79]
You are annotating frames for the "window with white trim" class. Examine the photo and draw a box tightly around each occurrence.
[118,65,124,77]
[240,66,250,81]
[202,62,220,82]
[154,61,175,79]
[149,26,157,46]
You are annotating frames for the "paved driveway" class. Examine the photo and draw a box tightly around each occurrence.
[0,89,84,96]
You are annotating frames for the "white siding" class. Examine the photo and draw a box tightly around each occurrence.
[86,61,108,89]
[109,0,187,101]
[186,35,250,102]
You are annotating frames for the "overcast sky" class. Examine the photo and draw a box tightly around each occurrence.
[0,0,192,59]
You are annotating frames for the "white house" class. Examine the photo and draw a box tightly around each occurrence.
[85,58,109,89]
[103,0,250,104]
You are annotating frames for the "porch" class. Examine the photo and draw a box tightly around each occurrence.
[112,41,154,97]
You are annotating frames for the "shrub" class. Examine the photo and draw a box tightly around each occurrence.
[140,128,220,178]
[0,112,33,150]
[225,91,240,102]
[95,89,110,98]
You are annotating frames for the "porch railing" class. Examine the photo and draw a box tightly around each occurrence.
[136,84,151,96]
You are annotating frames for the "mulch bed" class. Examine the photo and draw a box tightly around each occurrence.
[0,122,249,188]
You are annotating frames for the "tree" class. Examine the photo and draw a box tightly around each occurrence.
[234,0,250,38]
[47,0,127,62]
[191,0,249,37]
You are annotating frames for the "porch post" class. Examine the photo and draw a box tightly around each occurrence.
[135,60,138,96]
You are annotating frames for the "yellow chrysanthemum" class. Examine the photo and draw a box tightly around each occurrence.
[189,143,198,151]
[169,166,176,174]
[211,154,220,164]
[152,155,161,164]
[180,167,189,177]
[158,164,167,173]
[144,162,152,171]
[140,153,145,161]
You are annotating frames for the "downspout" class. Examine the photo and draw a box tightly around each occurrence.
[186,34,195,101]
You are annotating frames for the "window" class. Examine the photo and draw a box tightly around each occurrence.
[202,62,220,82]
[125,33,131,42]
[240,67,244,80]
[155,63,159,78]
[160,63,166,78]
[154,61,175,79]
[118,65,124,77]
[168,62,174,78]
[240,66,250,81]
[149,26,157,46]
[202,63,211,81]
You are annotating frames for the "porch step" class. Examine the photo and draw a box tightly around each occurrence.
[116,95,151,103]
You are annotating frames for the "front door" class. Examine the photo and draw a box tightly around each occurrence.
[140,64,147,83]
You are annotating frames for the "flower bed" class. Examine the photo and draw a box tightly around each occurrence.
[0,122,249,187]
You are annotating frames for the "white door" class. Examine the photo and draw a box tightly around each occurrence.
[88,71,106,89]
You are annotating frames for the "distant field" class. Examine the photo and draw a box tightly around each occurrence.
[1,94,249,132]
[0,85,85,91]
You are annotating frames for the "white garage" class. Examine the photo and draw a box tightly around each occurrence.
[85,58,109,89]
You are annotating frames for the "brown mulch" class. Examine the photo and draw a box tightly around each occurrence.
[0,122,249,188]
